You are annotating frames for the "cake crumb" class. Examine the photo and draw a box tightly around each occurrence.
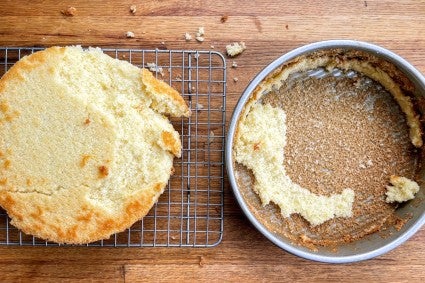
[130,5,137,14]
[233,77,239,82]
[195,27,205,42]
[197,27,205,36]
[126,31,135,38]
[184,32,192,41]
[61,6,76,17]
[385,175,419,203]
[146,63,164,77]
[226,42,246,57]
[196,36,205,42]
[198,256,205,267]
[196,103,204,111]
[232,61,238,68]
[220,15,228,23]
[208,131,215,144]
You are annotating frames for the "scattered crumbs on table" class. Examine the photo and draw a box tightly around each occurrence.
[61,6,76,16]
[126,31,135,38]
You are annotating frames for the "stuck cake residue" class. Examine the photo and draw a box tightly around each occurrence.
[234,103,355,226]
[386,175,420,203]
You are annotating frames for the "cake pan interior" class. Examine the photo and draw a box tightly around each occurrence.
[226,40,425,263]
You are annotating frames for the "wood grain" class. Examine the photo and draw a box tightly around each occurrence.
[0,0,424,281]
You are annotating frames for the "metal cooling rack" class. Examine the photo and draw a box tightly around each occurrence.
[0,47,226,247]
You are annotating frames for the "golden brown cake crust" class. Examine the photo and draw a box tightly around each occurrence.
[141,68,191,118]
[0,182,167,244]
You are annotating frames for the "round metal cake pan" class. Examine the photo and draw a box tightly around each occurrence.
[226,40,425,263]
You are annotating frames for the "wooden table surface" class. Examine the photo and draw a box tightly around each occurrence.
[0,0,424,281]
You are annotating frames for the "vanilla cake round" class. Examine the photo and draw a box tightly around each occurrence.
[0,46,190,244]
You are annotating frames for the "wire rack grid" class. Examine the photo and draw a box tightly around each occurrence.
[0,47,226,247]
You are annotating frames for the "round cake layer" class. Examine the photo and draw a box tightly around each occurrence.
[0,46,190,244]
